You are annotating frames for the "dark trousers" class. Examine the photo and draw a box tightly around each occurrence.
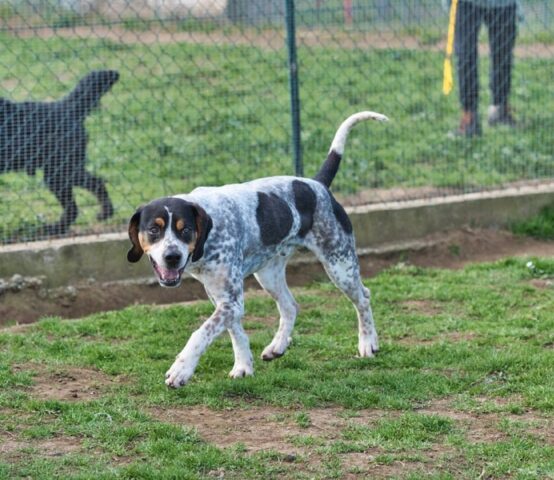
[454,1,517,112]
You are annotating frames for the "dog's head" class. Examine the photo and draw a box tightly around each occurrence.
[127,197,212,287]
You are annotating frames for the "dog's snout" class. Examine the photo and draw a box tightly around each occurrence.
[163,249,182,267]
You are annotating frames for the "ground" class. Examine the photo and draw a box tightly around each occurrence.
[3,367,552,478]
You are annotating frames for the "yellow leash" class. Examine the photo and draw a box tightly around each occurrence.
[443,0,459,95]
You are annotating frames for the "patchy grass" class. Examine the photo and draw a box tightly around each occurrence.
[1,257,553,478]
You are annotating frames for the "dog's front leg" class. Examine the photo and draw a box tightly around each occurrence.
[164,300,252,388]
[165,307,228,388]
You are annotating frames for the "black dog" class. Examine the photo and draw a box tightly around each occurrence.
[0,70,119,235]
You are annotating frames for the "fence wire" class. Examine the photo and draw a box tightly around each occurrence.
[0,0,553,244]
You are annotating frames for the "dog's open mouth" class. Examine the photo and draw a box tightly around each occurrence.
[150,258,185,287]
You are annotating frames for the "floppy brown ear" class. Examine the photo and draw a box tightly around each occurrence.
[127,207,144,263]
[192,204,213,262]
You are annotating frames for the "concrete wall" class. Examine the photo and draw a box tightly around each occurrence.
[1,184,553,288]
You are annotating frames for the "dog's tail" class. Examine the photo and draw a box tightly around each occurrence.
[64,70,119,118]
[314,111,389,188]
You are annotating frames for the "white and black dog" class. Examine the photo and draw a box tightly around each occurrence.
[127,111,388,388]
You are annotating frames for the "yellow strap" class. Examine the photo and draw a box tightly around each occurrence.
[443,0,459,95]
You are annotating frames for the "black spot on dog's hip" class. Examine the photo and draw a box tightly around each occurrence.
[292,180,317,237]
[256,192,293,245]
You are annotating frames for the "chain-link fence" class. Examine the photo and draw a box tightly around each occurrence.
[1,0,553,244]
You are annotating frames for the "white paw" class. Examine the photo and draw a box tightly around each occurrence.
[261,336,291,361]
[165,360,194,388]
[228,363,254,379]
[358,332,379,358]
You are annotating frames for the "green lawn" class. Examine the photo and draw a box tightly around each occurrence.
[1,257,553,478]
[1,30,553,242]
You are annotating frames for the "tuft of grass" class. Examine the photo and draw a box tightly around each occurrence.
[511,206,554,240]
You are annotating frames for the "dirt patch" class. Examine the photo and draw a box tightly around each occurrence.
[0,434,82,461]
[151,405,348,454]
[149,401,553,478]
[151,403,541,452]
[400,299,443,316]
[364,228,554,272]
[149,399,553,454]
[7,25,553,59]
[396,331,478,346]
[418,398,554,445]
[13,363,121,402]
[1,228,553,326]
[529,278,554,289]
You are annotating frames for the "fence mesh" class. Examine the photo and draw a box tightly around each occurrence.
[1,0,553,244]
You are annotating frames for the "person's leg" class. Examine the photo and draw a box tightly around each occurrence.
[454,1,484,136]
[486,4,517,125]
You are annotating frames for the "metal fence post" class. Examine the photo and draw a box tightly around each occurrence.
[284,0,303,177]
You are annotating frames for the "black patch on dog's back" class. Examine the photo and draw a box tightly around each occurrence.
[256,192,293,245]
[328,190,352,234]
[292,180,317,237]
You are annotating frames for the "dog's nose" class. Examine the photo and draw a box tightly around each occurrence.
[163,249,182,268]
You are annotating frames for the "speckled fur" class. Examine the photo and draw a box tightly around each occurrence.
[128,111,387,388]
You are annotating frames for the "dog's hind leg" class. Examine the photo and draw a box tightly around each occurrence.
[75,170,114,221]
[312,241,378,358]
[254,253,299,361]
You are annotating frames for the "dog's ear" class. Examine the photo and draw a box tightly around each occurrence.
[192,204,213,262]
[127,207,144,263]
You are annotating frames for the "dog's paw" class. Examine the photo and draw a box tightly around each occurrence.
[261,336,292,361]
[165,361,194,388]
[358,344,377,358]
[358,333,379,358]
[228,363,254,379]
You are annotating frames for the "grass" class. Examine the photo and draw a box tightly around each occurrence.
[0,257,553,478]
[512,205,554,240]
[0,28,553,242]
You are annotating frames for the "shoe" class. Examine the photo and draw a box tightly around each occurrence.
[488,104,516,127]
[453,110,482,137]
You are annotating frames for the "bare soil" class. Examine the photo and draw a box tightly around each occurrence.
[9,25,553,59]
[1,227,553,326]
[150,400,552,477]
[0,434,82,461]
[12,363,123,402]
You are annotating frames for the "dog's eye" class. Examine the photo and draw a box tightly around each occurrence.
[177,225,192,236]
[148,226,160,235]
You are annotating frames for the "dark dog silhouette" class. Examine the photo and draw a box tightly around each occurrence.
[0,70,119,235]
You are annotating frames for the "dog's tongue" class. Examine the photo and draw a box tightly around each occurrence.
[157,266,180,281]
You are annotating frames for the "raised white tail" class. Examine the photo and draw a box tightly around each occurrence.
[314,111,389,187]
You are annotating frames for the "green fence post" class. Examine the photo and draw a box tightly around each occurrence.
[285,0,303,177]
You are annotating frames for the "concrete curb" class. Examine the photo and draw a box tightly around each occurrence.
[1,184,553,288]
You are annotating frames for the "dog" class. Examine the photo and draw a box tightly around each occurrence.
[0,70,119,235]
[127,111,388,388]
